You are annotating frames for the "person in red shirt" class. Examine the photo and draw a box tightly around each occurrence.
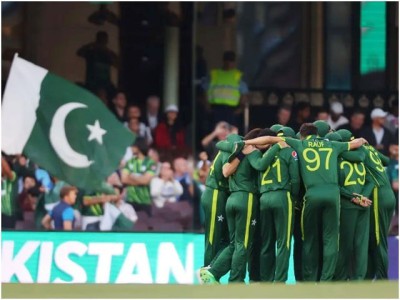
[154,104,186,151]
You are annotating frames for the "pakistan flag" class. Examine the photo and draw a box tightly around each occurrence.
[2,55,135,190]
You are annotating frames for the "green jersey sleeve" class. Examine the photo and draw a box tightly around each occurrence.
[283,138,302,153]
[332,141,350,154]
[340,148,366,162]
[216,140,234,153]
[361,171,377,199]
[247,144,281,171]
[377,151,390,166]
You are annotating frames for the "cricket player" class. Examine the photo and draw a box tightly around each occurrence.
[201,133,243,267]
[242,123,368,281]
[326,131,374,280]
[244,126,300,282]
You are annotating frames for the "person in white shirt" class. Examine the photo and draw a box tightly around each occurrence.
[327,102,349,130]
[150,162,183,209]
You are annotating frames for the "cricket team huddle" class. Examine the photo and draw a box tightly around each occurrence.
[198,120,396,284]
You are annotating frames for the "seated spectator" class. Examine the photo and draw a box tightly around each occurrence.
[288,102,312,132]
[144,95,162,134]
[315,108,329,121]
[327,101,349,130]
[42,186,78,230]
[110,91,128,123]
[121,137,157,217]
[201,121,231,160]
[150,162,183,208]
[385,99,399,135]
[154,104,186,151]
[127,117,153,145]
[337,110,366,138]
[148,148,162,176]
[361,108,394,156]
[275,105,292,126]
[173,157,193,203]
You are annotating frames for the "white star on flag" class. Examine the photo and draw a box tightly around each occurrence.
[217,215,224,222]
[87,120,107,144]
[251,219,257,226]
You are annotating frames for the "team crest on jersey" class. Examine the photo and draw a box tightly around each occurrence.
[292,151,298,160]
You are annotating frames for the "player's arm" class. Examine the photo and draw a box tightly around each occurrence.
[244,136,284,146]
[222,158,240,178]
[360,171,377,200]
[377,151,390,166]
[216,140,234,153]
[1,157,15,181]
[83,195,110,206]
[348,138,369,150]
[247,144,282,171]
[41,214,52,230]
[288,151,301,202]
[340,148,366,163]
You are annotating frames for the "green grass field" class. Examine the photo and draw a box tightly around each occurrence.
[2,281,399,299]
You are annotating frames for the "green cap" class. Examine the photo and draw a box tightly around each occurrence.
[270,124,283,133]
[277,126,296,138]
[295,132,301,139]
[336,129,354,142]
[313,120,331,137]
[325,132,342,142]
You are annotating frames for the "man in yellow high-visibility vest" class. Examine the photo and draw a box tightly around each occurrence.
[203,51,249,128]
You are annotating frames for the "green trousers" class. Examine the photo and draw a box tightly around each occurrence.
[201,187,229,267]
[248,198,261,282]
[260,190,294,282]
[334,203,370,281]
[367,186,396,279]
[301,186,340,282]
[210,191,258,282]
[293,206,303,282]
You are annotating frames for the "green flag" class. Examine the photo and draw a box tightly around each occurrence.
[2,55,135,190]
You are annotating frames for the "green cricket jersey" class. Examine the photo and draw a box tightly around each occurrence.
[360,145,390,187]
[247,145,300,197]
[123,156,156,205]
[339,159,375,210]
[228,156,258,193]
[205,150,230,192]
[284,135,350,188]
[1,171,18,216]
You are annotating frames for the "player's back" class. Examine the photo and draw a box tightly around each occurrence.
[293,136,348,189]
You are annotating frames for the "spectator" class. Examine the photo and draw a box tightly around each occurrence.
[327,101,349,130]
[203,51,249,127]
[288,102,312,132]
[80,183,118,231]
[315,108,329,121]
[126,117,153,146]
[385,99,399,135]
[144,95,162,133]
[173,157,194,203]
[148,148,162,176]
[76,31,117,93]
[275,105,292,126]
[154,104,186,152]
[125,105,153,144]
[110,91,128,123]
[2,156,18,229]
[196,151,211,185]
[361,108,394,156]
[18,175,38,213]
[121,137,157,217]
[41,186,78,230]
[337,110,366,138]
[35,166,53,192]
[150,162,183,208]
[201,121,231,160]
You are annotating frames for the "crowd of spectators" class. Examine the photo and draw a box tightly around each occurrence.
[2,91,398,235]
